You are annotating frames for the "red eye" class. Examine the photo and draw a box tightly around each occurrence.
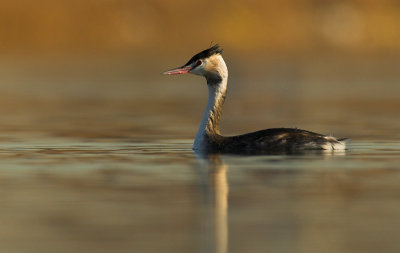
[196,60,202,66]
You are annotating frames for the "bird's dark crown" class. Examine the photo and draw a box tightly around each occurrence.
[184,45,223,66]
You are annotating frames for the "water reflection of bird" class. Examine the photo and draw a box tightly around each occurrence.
[164,45,348,154]
[195,154,228,253]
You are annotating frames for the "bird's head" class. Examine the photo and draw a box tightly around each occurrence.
[163,45,227,82]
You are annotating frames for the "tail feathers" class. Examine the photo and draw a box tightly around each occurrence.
[322,136,349,150]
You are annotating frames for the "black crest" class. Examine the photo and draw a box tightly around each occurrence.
[184,44,223,66]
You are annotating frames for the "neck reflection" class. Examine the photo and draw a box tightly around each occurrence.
[196,153,229,253]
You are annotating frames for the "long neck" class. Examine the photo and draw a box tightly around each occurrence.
[193,57,228,150]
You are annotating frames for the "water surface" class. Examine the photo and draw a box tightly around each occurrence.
[0,133,399,253]
[0,59,399,253]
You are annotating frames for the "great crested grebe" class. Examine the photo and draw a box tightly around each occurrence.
[164,45,348,154]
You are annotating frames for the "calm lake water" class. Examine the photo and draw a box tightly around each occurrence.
[0,58,399,252]
[0,136,400,253]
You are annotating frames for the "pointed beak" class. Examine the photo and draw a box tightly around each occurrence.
[163,65,192,75]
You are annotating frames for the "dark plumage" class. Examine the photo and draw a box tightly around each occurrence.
[204,128,348,154]
[184,44,223,66]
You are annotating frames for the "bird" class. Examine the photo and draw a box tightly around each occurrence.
[164,45,348,154]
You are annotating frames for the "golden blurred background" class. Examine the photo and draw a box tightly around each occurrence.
[1,0,400,55]
[0,0,399,139]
